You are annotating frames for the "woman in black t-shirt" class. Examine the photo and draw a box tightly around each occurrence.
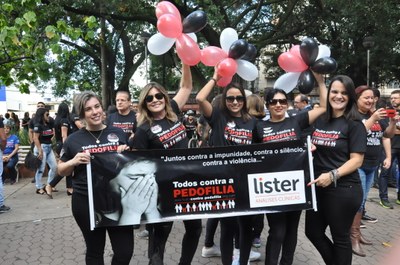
[254,72,326,265]
[306,75,367,265]
[58,91,134,265]
[132,64,202,265]
[196,71,257,265]
[33,108,57,196]
[46,102,74,197]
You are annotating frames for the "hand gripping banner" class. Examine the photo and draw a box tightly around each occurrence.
[88,140,316,229]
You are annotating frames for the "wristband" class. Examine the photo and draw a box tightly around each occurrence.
[210,78,217,84]
[329,169,338,187]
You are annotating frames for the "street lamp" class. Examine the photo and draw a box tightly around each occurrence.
[140,32,151,84]
[362,36,375,87]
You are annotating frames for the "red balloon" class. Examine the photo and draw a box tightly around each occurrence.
[217,58,237,77]
[217,76,232,87]
[289,45,301,57]
[278,52,308,72]
[176,34,201,66]
[156,1,181,20]
[157,14,182,38]
[201,46,227,66]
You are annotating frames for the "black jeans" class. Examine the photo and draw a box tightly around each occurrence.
[265,211,301,265]
[379,150,400,201]
[148,219,202,265]
[305,184,362,265]
[72,193,134,265]
[204,218,220,247]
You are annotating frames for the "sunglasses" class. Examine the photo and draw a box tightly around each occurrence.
[226,96,245,103]
[145,92,164,103]
[269,99,288,106]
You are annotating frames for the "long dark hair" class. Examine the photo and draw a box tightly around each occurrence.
[55,102,71,126]
[221,82,251,122]
[325,75,360,121]
[35,108,49,125]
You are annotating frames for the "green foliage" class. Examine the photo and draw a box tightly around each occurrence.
[18,130,30,146]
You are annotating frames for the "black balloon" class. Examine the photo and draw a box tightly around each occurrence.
[182,11,207,33]
[300,37,319,66]
[228,39,248,59]
[311,57,338,74]
[297,70,316,94]
[241,43,257,62]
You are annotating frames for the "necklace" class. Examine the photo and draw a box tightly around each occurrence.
[86,128,105,144]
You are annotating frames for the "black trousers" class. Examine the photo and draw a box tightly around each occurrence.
[204,218,220,247]
[265,211,301,265]
[305,184,362,265]
[72,193,134,265]
[147,219,202,265]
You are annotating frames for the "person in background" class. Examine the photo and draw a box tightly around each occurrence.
[351,85,396,257]
[45,103,74,197]
[183,109,198,139]
[0,118,10,213]
[2,124,19,185]
[293,94,312,112]
[132,63,202,265]
[58,91,134,264]
[11,112,20,132]
[21,112,31,132]
[32,107,57,197]
[378,89,400,209]
[306,75,367,265]
[196,70,258,265]
[107,90,137,144]
[28,102,48,144]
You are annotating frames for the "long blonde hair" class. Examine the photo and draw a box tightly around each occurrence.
[137,82,178,126]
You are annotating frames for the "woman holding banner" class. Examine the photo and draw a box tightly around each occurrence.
[131,63,202,265]
[58,91,134,265]
[306,75,367,265]
[196,72,258,265]
[253,71,326,265]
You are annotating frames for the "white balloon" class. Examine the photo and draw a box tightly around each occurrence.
[187,33,197,43]
[236,59,258,81]
[317,45,331,60]
[273,72,301,93]
[220,28,238,53]
[147,33,175,55]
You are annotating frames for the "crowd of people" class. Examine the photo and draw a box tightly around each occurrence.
[1,63,400,265]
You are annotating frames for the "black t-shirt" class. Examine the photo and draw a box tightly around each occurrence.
[359,112,388,167]
[60,126,127,196]
[311,116,367,185]
[254,111,309,143]
[183,117,198,139]
[107,110,137,138]
[55,117,73,142]
[33,122,54,144]
[70,113,81,133]
[132,100,187,149]
[207,108,256,147]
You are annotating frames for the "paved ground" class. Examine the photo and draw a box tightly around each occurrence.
[0,177,399,265]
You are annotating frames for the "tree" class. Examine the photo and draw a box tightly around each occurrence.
[2,0,400,106]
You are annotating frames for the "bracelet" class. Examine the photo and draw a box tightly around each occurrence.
[329,169,338,187]
[210,78,217,84]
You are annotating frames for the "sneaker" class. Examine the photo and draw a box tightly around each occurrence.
[362,214,378,223]
[252,237,261,248]
[233,248,261,262]
[231,257,250,265]
[360,221,366,229]
[380,200,394,209]
[0,205,11,213]
[202,244,221,258]
[136,229,149,239]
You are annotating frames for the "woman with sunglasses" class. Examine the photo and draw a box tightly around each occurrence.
[253,72,326,265]
[306,76,367,265]
[58,91,134,264]
[131,64,202,265]
[196,71,258,265]
[32,107,57,196]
